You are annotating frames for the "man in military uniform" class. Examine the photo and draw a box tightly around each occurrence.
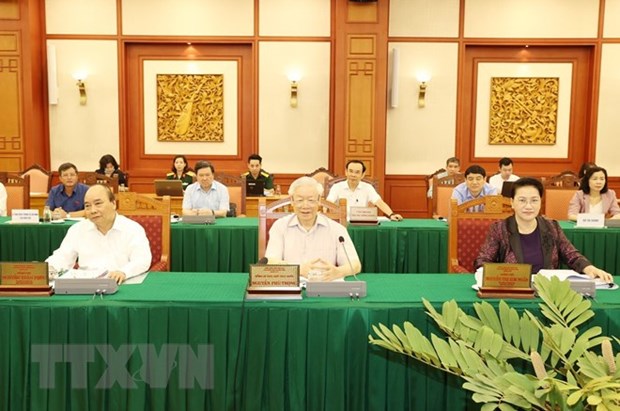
[242,154,274,196]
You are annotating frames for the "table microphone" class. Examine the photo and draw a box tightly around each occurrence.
[257,257,268,265]
[338,236,360,281]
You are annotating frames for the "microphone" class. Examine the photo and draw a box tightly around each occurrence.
[257,257,268,265]
[338,236,360,281]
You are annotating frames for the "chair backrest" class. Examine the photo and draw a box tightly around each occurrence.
[215,173,247,216]
[257,196,347,258]
[117,192,171,271]
[544,171,580,188]
[324,176,379,201]
[542,187,578,221]
[0,172,30,215]
[448,195,513,273]
[432,173,465,218]
[305,167,338,193]
[21,163,51,194]
[78,172,120,193]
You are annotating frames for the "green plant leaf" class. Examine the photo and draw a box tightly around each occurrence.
[431,334,458,369]
[475,301,503,335]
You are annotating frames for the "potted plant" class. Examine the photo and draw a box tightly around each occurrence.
[369,276,620,410]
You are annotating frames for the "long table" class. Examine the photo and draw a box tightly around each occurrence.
[1,217,619,275]
[0,217,449,273]
[1,273,619,410]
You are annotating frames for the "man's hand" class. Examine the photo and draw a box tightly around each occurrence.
[107,270,127,284]
[306,258,343,282]
[389,213,403,221]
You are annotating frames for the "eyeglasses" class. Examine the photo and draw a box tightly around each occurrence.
[293,197,319,206]
[515,197,541,206]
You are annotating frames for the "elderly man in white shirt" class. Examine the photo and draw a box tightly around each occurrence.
[326,160,403,221]
[46,184,151,284]
[265,176,361,281]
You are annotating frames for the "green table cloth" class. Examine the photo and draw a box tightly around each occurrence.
[1,273,619,411]
[1,217,618,275]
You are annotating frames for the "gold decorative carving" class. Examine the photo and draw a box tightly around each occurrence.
[156,74,224,142]
[488,77,559,145]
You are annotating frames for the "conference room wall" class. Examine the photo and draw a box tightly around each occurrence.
[259,0,330,37]
[596,44,620,176]
[45,0,116,35]
[463,0,599,38]
[385,42,459,175]
[604,0,620,37]
[258,42,331,173]
[389,0,459,37]
[46,40,120,172]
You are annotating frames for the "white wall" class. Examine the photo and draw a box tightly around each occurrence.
[386,42,459,174]
[46,0,116,35]
[47,40,119,171]
[122,0,254,36]
[464,0,599,38]
[596,44,620,175]
[259,0,330,36]
[604,0,620,37]
[258,42,331,173]
[389,0,459,37]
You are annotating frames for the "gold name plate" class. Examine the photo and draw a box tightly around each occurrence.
[478,263,534,299]
[0,262,53,296]
[247,264,301,293]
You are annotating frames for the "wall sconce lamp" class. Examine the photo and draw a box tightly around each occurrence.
[288,72,301,108]
[73,72,88,105]
[416,72,431,108]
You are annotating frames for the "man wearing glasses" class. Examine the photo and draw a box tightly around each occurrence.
[264,176,361,281]
[45,162,89,218]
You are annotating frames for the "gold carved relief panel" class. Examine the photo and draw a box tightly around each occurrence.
[488,77,559,145]
[156,74,224,142]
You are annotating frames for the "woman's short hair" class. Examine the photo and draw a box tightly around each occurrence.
[581,166,608,194]
[171,155,190,174]
[511,177,544,198]
[288,176,324,197]
[99,154,119,170]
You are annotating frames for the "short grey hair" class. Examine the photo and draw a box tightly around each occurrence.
[288,176,324,197]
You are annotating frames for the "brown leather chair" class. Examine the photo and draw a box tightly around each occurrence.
[117,192,171,271]
[542,171,580,220]
[305,167,338,194]
[78,172,120,193]
[431,173,465,219]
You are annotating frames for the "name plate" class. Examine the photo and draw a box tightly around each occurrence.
[576,213,605,228]
[11,209,39,224]
[478,263,534,299]
[349,206,378,225]
[0,262,53,296]
[247,264,301,291]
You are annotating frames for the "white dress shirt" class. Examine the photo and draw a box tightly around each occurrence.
[46,214,152,279]
[326,181,381,212]
[265,214,360,269]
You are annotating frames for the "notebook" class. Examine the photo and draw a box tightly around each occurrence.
[246,179,265,196]
[154,179,184,196]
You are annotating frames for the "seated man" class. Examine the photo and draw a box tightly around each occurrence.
[326,159,403,221]
[241,153,274,196]
[452,165,497,210]
[265,176,361,281]
[488,157,520,191]
[182,160,229,217]
[46,162,89,218]
[427,156,461,198]
[46,184,151,284]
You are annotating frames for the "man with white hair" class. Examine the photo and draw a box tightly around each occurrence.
[264,176,361,281]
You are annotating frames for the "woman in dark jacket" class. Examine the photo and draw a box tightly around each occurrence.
[96,154,127,186]
[475,177,612,282]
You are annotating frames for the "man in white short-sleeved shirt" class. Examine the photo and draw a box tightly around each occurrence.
[265,176,361,281]
[46,184,151,284]
[326,160,403,221]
